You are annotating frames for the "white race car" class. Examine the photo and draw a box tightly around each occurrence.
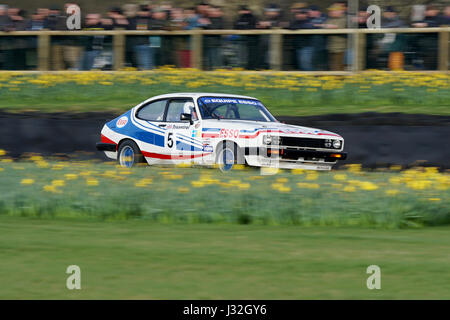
[96,93,346,171]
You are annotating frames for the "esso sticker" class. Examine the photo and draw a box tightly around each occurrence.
[116,116,128,128]
[219,129,239,138]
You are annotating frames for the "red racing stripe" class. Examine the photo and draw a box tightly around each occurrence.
[141,151,208,160]
[202,133,219,138]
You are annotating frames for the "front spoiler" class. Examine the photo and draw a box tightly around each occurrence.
[245,147,347,161]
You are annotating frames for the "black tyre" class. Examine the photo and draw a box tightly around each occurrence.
[117,140,144,168]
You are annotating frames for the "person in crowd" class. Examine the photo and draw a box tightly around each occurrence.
[79,14,106,70]
[127,5,153,70]
[42,5,67,70]
[234,5,257,30]
[196,2,210,21]
[27,10,45,30]
[258,3,284,29]
[7,7,26,30]
[233,5,258,70]
[149,7,169,67]
[257,3,284,69]
[184,7,200,30]
[324,4,347,71]
[412,5,441,70]
[412,5,440,28]
[4,7,27,69]
[381,6,405,28]
[44,5,65,30]
[379,6,406,70]
[440,6,450,26]
[107,7,129,29]
[55,3,84,70]
[203,5,225,70]
[0,5,12,70]
[308,5,327,70]
[289,8,313,71]
[0,4,13,30]
[168,7,189,68]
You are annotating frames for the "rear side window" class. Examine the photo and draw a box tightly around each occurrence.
[136,99,167,121]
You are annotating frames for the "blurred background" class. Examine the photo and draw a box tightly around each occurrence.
[0,1,449,301]
[0,0,448,71]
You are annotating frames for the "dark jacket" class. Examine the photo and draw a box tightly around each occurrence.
[289,18,313,48]
[0,14,13,31]
[234,13,257,29]
[205,17,224,30]
[421,15,442,27]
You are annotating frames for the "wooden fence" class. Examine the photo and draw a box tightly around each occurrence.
[0,27,448,72]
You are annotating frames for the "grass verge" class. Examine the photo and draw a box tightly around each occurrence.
[0,158,448,228]
[0,70,448,115]
[1,216,449,299]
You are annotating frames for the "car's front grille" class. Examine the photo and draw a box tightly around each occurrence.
[279,137,330,149]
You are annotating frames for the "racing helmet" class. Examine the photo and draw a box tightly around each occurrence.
[183,101,195,114]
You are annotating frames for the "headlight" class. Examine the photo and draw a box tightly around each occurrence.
[263,135,280,145]
[333,140,342,149]
[263,135,272,145]
[271,135,281,145]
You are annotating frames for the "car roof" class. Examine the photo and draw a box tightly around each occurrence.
[148,92,259,100]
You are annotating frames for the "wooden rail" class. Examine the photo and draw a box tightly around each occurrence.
[0,28,448,72]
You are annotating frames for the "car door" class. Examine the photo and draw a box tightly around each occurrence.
[133,98,169,164]
[162,98,204,162]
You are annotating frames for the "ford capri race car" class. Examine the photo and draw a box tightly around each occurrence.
[96,93,347,171]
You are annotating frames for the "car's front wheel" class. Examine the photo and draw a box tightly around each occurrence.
[215,142,244,172]
[117,140,144,168]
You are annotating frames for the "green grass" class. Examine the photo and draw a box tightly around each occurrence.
[0,71,448,115]
[1,216,450,299]
[0,160,448,228]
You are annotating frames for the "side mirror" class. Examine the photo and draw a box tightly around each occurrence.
[180,113,193,125]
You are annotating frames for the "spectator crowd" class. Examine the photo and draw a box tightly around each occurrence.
[0,1,449,71]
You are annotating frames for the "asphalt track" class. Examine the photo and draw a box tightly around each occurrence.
[1,112,449,168]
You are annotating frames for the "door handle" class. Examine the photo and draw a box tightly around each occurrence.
[158,124,166,127]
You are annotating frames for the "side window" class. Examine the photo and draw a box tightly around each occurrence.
[136,99,167,121]
[166,99,195,122]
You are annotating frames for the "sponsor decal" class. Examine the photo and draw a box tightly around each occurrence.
[200,97,264,107]
[202,145,213,153]
[116,116,128,128]
[192,129,201,138]
[219,128,240,138]
[172,124,190,129]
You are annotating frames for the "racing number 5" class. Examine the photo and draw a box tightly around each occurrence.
[167,132,174,148]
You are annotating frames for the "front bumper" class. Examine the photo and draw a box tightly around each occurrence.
[245,147,347,161]
[278,149,347,162]
[96,142,117,152]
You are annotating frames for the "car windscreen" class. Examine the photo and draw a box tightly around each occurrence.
[197,97,276,122]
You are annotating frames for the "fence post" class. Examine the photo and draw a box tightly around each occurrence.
[37,33,50,71]
[438,30,449,71]
[191,31,203,70]
[269,32,283,70]
[113,33,125,70]
[353,31,366,72]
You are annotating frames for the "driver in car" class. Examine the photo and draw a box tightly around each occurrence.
[183,101,198,121]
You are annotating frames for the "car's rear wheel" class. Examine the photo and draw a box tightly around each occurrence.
[118,140,144,168]
[215,141,244,172]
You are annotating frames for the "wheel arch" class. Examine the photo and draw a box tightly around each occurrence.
[117,138,148,164]
[215,139,246,165]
